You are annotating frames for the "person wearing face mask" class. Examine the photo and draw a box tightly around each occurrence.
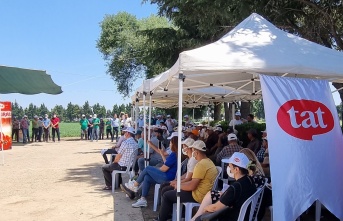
[192,152,257,221]
[158,137,197,205]
[42,114,51,142]
[155,140,218,221]
[51,113,60,142]
[137,115,144,129]
[80,114,89,140]
[91,114,100,142]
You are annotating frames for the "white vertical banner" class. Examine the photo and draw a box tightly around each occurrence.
[260,75,343,221]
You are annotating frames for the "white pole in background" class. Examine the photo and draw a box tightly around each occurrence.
[232,103,236,131]
[176,73,185,221]
[147,93,152,166]
[142,92,147,168]
[0,102,4,165]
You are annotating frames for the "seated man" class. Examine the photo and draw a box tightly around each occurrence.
[194,152,256,221]
[101,129,126,164]
[101,127,138,190]
[215,133,242,166]
[155,140,218,221]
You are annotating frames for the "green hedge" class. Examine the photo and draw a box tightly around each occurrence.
[235,122,266,148]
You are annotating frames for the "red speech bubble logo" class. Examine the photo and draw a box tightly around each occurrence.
[277,100,334,140]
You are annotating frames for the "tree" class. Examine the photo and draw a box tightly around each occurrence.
[112,104,120,116]
[252,99,265,120]
[37,104,49,118]
[97,12,176,96]
[51,105,65,122]
[11,101,24,118]
[81,101,92,116]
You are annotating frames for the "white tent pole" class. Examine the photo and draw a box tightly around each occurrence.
[176,73,185,221]
[148,93,152,164]
[0,102,4,166]
[192,108,195,121]
[232,103,235,131]
[143,93,147,168]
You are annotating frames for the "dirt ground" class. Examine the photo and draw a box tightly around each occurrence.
[0,138,116,221]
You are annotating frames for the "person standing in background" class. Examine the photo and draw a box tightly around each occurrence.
[51,113,60,142]
[20,115,29,144]
[38,116,43,142]
[105,118,112,139]
[12,116,20,142]
[99,118,105,140]
[92,114,100,142]
[31,116,39,142]
[88,115,93,140]
[111,114,120,142]
[42,114,51,142]
[80,114,89,140]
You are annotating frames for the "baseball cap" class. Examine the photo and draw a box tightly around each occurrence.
[23,115,28,118]
[82,114,85,117]
[136,130,142,135]
[93,114,97,118]
[235,112,241,116]
[167,132,178,140]
[261,130,267,133]
[34,115,38,119]
[228,152,250,169]
[167,115,171,118]
[189,140,207,152]
[122,127,136,134]
[184,115,189,118]
[197,123,203,127]
[191,129,199,136]
[262,136,268,141]
[161,126,168,131]
[214,127,222,132]
[228,133,237,141]
[181,138,195,147]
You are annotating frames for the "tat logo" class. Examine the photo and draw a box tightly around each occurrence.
[234,158,240,162]
[277,99,334,140]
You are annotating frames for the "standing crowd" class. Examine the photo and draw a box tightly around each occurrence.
[12,113,60,143]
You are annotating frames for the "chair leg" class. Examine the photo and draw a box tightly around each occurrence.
[185,204,193,221]
[153,184,160,211]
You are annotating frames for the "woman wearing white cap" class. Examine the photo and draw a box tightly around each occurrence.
[192,152,257,221]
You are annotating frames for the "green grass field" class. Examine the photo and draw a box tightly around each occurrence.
[59,122,81,137]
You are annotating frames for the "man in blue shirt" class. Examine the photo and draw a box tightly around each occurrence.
[42,114,51,142]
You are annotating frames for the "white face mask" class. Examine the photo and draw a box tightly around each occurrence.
[191,151,196,160]
[182,148,187,155]
[227,166,234,178]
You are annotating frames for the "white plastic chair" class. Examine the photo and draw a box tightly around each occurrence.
[237,186,265,221]
[176,166,223,221]
[153,159,188,211]
[111,150,137,193]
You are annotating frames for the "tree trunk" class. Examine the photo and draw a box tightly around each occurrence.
[240,102,251,119]
[224,102,232,121]
[214,102,222,121]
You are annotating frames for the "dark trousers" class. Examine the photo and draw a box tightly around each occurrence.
[102,163,125,187]
[99,128,104,139]
[88,127,93,140]
[159,190,197,221]
[52,128,60,142]
[31,128,39,142]
[102,149,117,164]
[106,129,112,139]
[12,129,19,142]
[112,127,118,142]
[43,128,49,142]
[38,127,43,141]
[159,182,173,206]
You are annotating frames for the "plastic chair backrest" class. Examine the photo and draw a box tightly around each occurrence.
[212,166,223,191]
[125,149,138,173]
[237,179,267,221]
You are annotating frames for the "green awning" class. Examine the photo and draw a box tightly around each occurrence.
[0,65,62,94]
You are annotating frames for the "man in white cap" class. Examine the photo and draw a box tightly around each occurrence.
[42,114,51,142]
[101,127,138,190]
[229,112,243,127]
[157,140,218,221]
[215,133,242,165]
[80,114,89,140]
[137,115,144,129]
[193,152,256,221]
[165,115,177,134]
[20,115,29,144]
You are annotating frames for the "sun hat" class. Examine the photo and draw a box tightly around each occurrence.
[122,127,136,134]
[167,132,178,140]
[228,152,250,169]
[181,138,195,147]
[189,140,207,152]
[228,133,238,141]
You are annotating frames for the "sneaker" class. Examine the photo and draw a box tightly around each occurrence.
[125,180,136,190]
[131,175,138,181]
[132,198,147,208]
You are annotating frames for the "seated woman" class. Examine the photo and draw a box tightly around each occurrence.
[159,137,197,202]
[120,135,178,208]
[192,149,265,221]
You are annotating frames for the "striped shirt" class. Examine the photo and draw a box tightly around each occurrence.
[216,143,242,165]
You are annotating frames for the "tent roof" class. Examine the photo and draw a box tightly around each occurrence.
[132,13,343,107]
[0,65,62,95]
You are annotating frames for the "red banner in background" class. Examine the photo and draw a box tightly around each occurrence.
[0,101,12,150]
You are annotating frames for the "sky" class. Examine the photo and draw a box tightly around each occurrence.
[0,0,158,110]
[0,1,341,111]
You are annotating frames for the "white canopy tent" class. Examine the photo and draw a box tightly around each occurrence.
[132,13,343,221]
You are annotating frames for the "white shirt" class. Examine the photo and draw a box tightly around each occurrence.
[137,118,144,128]
[111,118,120,127]
[166,119,176,131]
[229,119,243,126]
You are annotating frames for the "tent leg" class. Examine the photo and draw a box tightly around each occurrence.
[0,104,4,166]
[176,73,185,221]
[143,93,147,168]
